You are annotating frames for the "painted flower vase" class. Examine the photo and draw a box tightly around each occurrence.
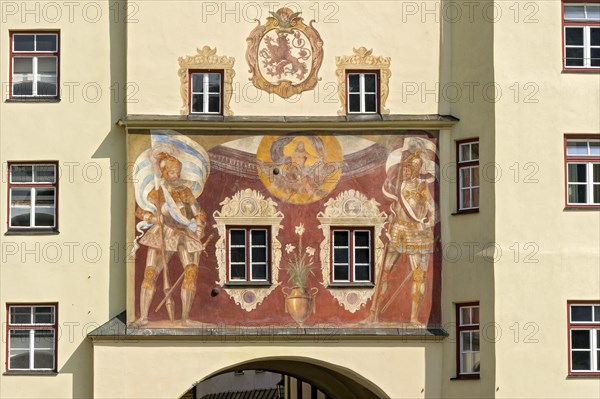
[283,287,318,324]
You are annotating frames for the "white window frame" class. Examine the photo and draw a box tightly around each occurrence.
[457,140,480,211]
[457,303,480,377]
[563,4,600,69]
[565,138,600,206]
[227,227,269,283]
[331,228,373,284]
[346,72,378,114]
[568,303,600,375]
[11,33,59,97]
[190,72,222,114]
[7,305,57,372]
[8,163,58,229]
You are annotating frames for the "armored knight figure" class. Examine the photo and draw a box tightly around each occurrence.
[369,140,436,324]
[133,152,207,327]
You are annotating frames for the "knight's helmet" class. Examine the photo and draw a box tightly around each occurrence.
[400,148,424,179]
[156,152,182,178]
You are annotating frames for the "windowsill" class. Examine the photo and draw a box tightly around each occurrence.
[345,114,382,121]
[3,370,58,376]
[567,373,600,378]
[188,114,224,121]
[5,98,61,103]
[5,228,60,236]
[564,205,600,211]
[451,209,479,215]
[328,282,375,288]
[450,375,480,380]
[224,282,272,288]
[562,68,600,74]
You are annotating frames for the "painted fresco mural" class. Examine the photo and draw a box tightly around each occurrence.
[128,130,440,328]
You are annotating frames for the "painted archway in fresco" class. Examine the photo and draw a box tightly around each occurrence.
[126,129,441,329]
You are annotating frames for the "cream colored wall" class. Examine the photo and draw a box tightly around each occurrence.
[126,1,442,116]
[92,340,443,399]
[492,2,600,398]
[0,1,126,397]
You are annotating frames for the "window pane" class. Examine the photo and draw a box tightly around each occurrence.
[572,305,593,321]
[461,331,471,351]
[460,144,471,162]
[252,247,266,263]
[364,94,377,113]
[348,94,360,112]
[568,164,587,183]
[230,230,245,245]
[471,143,479,160]
[355,265,370,281]
[13,57,34,95]
[565,5,585,19]
[11,165,33,182]
[10,330,31,349]
[568,184,587,204]
[591,48,600,67]
[594,164,600,183]
[208,94,220,113]
[334,248,349,264]
[591,28,600,46]
[460,307,471,325]
[251,263,267,280]
[566,48,584,67]
[567,141,590,155]
[230,264,246,280]
[34,349,54,369]
[472,306,480,325]
[208,73,220,92]
[348,74,360,93]
[472,351,481,372]
[13,57,33,74]
[590,142,600,156]
[461,353,470,373]
[572,351,591,370]
[34,165,56,183]
[595,305,600,322]
[10,307,32,324]
[333,265,349,281]
[251,230,266,246]
[566,27,584,45]
[11,188,31,206]
[10,207,31,227]
[38,57,57,75]
[461,188,471,209]
[34,330,55,348]
[472,188,480,208]
[364,74,376,92]
[572,330,591,349]
[230,247,245,263]
[34,307,55,324]
[36,188,55,206]
[333,231,348,246]
[35,34,57,52]
[35,207,55,227]
[354,231,369,247]
[460,168,471,187]
[355,248,370,264]
[13,34,35,51]
[192,74,204,92]
[191,94,204,113]
[588,5,600,21]
[594,185,600,204]
[472,332,480,351]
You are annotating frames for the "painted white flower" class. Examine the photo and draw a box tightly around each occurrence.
[285,243,296,254]
[306,247,315,257]
[295,224,305,236]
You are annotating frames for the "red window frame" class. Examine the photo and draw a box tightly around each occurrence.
[188,69,223,115]
[6,303,58,372]
[345,70,380,115]
[7,161,59,231]
[567,300,600,376]
[456,302,480,379]
[9,31,60,98]
[563,134,600,208]
[562,0,600,72]
[226,226,271,284]
[330,227,374,284]
[456,138,479,213]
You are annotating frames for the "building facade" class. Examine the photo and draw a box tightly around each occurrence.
[0,1,599,398]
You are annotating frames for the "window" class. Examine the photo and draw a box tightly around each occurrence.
[457,139,480,211]
[8,162,58,230]
[7,305,57,371]
[331,228,373,284]
[456,303,480,378]
[565,136,600,206]
[346,72,378,114]
[563,2,600,69]
[568,302,600,375]
[189,71,222,114]
[227,227,270,283]
[10,32,59,98]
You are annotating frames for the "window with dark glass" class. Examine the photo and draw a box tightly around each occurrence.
[457,139,480,211]
[10,32,59,98]
[457,303,480,377]
[7,305,57,371]
[331,228,373,283]
[565,137,600,206]
[8,163,58,230]
[563,3,600,69]
[228,227,269,283]
[568,302,600,375]
[190,72,222,114]
[347,72,378,114]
